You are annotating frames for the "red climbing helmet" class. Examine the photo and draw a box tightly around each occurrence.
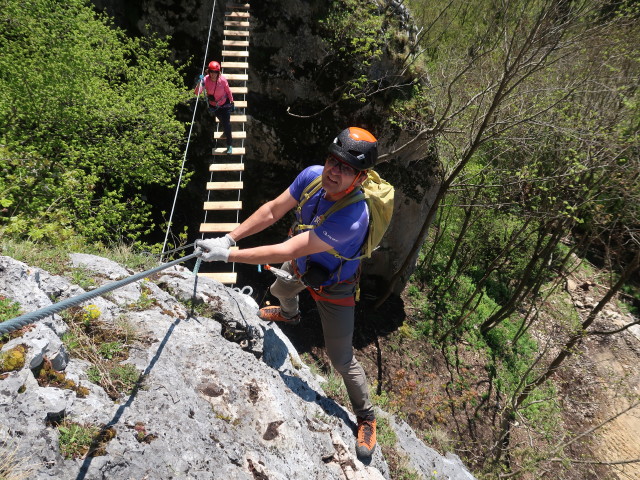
[207,61,221,72]
[328,127,378,171]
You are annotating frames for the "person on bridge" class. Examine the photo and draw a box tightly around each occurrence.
[195,127,380,458]
[195,60,235,154]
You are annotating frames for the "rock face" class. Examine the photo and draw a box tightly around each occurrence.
[0,254,476,479]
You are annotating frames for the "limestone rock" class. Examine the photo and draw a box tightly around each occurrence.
[0,254,476,479]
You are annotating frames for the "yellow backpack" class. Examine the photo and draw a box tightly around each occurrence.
[293,170,395,260]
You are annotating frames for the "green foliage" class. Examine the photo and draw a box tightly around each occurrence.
[69,267,97,291]
[375,416,397,448]
[319,0,388,101]
[109,364,140,395]
[0,296,21,323]
[57,421,99,459]
[0,237,160,274]
[0,0,189,244]
[56,421,115,459]
[97,341,124,360]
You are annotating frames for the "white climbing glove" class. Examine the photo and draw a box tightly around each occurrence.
[194,240,230,263]
[197,234,236,250]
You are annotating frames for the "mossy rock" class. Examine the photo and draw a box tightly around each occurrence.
[0,344,27,373]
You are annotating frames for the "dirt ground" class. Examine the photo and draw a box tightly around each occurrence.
[559,276,640,480]
[272,271,640,479]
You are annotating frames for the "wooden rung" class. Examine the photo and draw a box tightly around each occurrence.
[231,100,247,108]
[223,50,249,57]
[207,181,244,190]
[198,272,238,284]
[230,86,248,94]
[216,115,247,123]
[209,163,245,172]
[224,30,250,37]
[226,11,250,17]
[224,74,248,81]
[200,223,241,233]
[223,40,249,47]
[227,3,250,9]
[204,201,242,211]
[224,21,250,27]
[212,147,246,155]
[214,131,246,139]
[222,62,249,69]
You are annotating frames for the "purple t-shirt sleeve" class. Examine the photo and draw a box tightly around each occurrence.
[289,166,323,201]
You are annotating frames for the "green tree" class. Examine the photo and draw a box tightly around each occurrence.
[0,0,189,245]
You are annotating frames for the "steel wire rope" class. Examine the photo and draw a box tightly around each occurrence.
[161,0,219,259]
[0,252,201,336]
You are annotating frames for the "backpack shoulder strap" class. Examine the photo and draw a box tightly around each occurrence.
[295,175,323,216]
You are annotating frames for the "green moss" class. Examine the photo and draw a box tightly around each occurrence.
[0,344,27,373]
[33,360,90,398]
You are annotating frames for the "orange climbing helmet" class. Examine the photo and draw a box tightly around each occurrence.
[328,127,378,171]
[207,61,221,72]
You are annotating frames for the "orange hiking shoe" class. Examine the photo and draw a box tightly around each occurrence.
[258,306,300,325]
[356,416,377,457]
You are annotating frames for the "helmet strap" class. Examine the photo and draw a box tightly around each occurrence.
[334,171,366,199]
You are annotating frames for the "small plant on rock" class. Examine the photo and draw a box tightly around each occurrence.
[56,420,115,459]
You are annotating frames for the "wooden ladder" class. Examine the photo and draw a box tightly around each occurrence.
[199,2,251,285]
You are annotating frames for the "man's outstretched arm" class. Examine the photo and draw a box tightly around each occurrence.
[229,189,298,243]
[229,231,331,265]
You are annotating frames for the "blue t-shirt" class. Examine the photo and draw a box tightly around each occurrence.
[289,166,369,285]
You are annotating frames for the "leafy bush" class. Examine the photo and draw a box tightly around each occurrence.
[0,0,189,244]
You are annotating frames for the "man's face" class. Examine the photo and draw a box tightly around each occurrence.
[322,155,361,199]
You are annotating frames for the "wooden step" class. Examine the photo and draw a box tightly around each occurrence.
[200,222,241,233]
[204,201,242,210]
[223,50,249,57]
[207,181,244,190]
[224,30,249,37]
[209,163,245,172]
[214,131,246,139]
[212,147,246,155]
[224,73,248,81]
[230,100,247,108]
[226,11,250,17]
[198,272,237,284]
[230,86,248,94]
[222,62,249,69]
[224,21,250,27]
[216,115,247,123]
[227,3,250,9]
[223,40,249,47]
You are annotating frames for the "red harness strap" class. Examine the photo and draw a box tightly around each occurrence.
[306,286,356,307]
[291,260,356,307]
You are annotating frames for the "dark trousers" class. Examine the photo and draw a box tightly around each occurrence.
[208,102,232,147]
[269,261,374,419]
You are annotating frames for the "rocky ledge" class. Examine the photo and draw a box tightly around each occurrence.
[0,254,475,480]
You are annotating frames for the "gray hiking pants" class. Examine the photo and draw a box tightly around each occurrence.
[269,261,374,419]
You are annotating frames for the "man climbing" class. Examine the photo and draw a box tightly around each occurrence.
[195,60,235,154]
[195,127,379,458]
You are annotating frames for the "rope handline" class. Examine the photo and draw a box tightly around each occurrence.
[161,0,219,258]
[0,252,201,336]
